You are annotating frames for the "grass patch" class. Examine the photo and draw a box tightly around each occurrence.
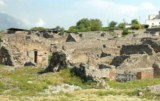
[0,66,160,101]
[0,67,95,96]
[108,78,160,89]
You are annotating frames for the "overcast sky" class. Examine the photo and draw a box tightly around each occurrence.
[0,0,159,29]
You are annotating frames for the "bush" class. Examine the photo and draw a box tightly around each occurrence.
[101,27,109,31]
[30,27,46,31]
[143,24,149,29]
[122,29,129,36]
[117,23,125,30]
[131,24,141,30]
[108,21,117,31]
[68,26,78,33]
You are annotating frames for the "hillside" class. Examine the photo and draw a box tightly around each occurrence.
[0,13,25,30]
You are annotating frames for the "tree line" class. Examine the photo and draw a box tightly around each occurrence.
[68,18,149,33]
[30,18,149,36]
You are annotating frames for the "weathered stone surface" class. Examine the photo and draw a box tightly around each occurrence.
[153,63,160,78]
[101,33,106,37]
[66,33,80,42]
[110,55,130,67]
[40,83,81,94]
[42,32,54,38]
[116,71,137,82]
[24,61,35,66]
[153,63,160,69]
[70,63,115,82]
[117,54,154,70]
[0,46,14,66]
[120,44,155,55]
[70,63,92,81]
[142,38,160,53]
[44,51,67,72]
[100,52,111,58]
[147,85,160,93]
[98,64,114,69]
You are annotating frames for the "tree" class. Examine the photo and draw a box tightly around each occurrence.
[90,19,102,31]
[68,26,78,33]
[117,23,125,29]
[131,19,139,25]
[68,18,103,32]
[108,21,117,31]
[76,18,91,31]
[131,19,141,30]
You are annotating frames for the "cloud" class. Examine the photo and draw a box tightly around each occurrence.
[36,18,46,27]
[81,0,158,16]
[84,0,139,16]
[0,0,5,6]
[141,2,156,10]
[73,0,158,23]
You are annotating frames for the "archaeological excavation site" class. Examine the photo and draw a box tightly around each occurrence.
[2,1,160,101]
[1,28,160,82]
[1,26,160,101]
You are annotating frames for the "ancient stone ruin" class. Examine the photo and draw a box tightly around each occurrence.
[44,51,67,72]
[1,28,160,82]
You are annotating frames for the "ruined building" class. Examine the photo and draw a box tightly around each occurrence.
[1,28,160,82]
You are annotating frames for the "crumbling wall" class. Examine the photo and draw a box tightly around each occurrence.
[120,44,155,55]
[44,51,67,72]
[142,38,160,53]
[153,63,160,78]
[70,63,116,81]
[0,46,13,66]
[116,71,137,82]
[117,54,154,70]
[110,55,130,67]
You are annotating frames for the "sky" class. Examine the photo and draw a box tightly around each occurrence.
[0,0,159,29]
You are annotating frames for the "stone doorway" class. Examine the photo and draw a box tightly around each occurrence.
[34,49,38,63]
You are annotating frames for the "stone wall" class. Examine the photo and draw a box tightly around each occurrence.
[120,44,155,55]
[153,63,160,78]
[0,46,13,66]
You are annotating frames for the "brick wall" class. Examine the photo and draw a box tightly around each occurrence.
[137,70,154,80]
[109,68,116,81]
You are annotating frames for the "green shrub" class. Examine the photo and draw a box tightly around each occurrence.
[131,24,141,30]
[30,27,46,31]
[122,29,129,36]
[68,26,78,33]
[143,24,149,29]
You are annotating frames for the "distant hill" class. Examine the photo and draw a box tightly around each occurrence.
[0,13,25,30]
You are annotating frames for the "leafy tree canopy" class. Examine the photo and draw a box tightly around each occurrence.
[68,18,103,32]
[109,21,117,28]
[117,23,125,29]
[131,19,139,25]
